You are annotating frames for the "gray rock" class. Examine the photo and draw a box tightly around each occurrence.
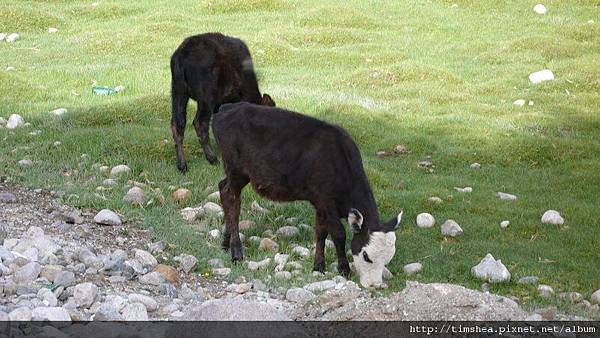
[276,226,299,238]
[123,187,144,205]
[103,178,117,186]
[6,114,25,129]
[207,258,224,268]
[471,253,511,283]
[525,313,543,321]
[541,210,564,225]
[203,202,223,216]
[184,298,289,320]
[416,213,435,228]
[441,219,463,237]
[537,285,554,299]
[591,289,600,305]
[54,271,75,287]
[212,268,231,277]
[176,254,198,273]
[139,271,165,285]
[292,246,310,258]
[304,280,336,293]
[286,288,315,303]
[18,159,32,166]
[382,267,393,280]
[497,192,517,201]
[134,249,157,270]
[93,209,122,226]
[247,258,271,271]
[403,262,423,275]
[122,303,148,321]
[235,283,252,294]
[14,262,42,283]
[110,165,131,176]
[208,229,220,239]
[147,240,166,254]
[0,192,17,203]
[8,307,32,321]
[470,163,481,169]
[274,271,292,280]
[529,69,554,84]
[31,307,71,321]
[128,294,158,312]
[73,282,98,308]
[38,288,58,307]
[94,303,123,321]
[518,276,539,285]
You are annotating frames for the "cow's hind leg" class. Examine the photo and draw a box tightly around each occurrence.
[193,101,218,165]
[171,67,189,172]
[219,175,248,262]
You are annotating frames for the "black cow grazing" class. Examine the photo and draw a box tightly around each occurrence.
[170,32,275,171]
[213,103,402,288]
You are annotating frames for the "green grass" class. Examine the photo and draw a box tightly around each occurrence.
[1,0,599,317]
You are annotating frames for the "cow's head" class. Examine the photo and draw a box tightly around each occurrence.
[349,209,402,288]
[261,94,276,107]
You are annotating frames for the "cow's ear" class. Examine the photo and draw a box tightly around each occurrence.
[384,210,403,231]
[348,208,364,233]
[262,94,275,106]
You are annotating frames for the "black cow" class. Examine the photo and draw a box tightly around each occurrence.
[213,103,402,288]
[170,32,275,171]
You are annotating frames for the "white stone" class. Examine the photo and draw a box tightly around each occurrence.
[128,294,158,312]
[286,288,315,303]
[590,289,600,304]
[454,187,472,193]
[538,284,554,298]
[203,202,223,216]
[274,271,292,280]
[428,196,443,203]
[9,307,32,321]
[6,114,25,129]
[292,246,310,258]
[533,4,547,14]
[139,271,165,285]
[304,280,336,293]
[93,209,122,226]
[207,191,220,202]
[416,213,435,228]
[403,262,423,275]
[73,282,98,308]
[513,99,526,107]
[497,192,517,201]
[0,33,5,41]
[123,186,144,205]
[212,267,231,276]
[500,220,510,229]
[276,226,299,238]
[48,27,58,33]
[134,249,157,270]
[177,254,198,273]
[470,162,481,169]
[110,164,131,176]
[274,253,289,267]
[471,253,511,283]
[529,69,554,84]
[14,262,42,283]
[247,258,271,271]
[32,307,70,321]
[122,303,148,321]
[6,33,19,43]
[541,210,564,225]
[208,229,221,239]
[441,219,463,237]
[18,159,32,166]
[49,108,67,116]
[180,207,203,221]
[114,85,125,93]
[251,200,269,213]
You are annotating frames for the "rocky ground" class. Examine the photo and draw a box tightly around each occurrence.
[0,183,596,323]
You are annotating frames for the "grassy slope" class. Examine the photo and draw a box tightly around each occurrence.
[1,0,599,316]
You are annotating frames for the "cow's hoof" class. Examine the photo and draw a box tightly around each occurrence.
[312,262,325,273]
[177,161,188,172]
[231,246,243,262]
[206,154,219,165]
[338,262,351,277]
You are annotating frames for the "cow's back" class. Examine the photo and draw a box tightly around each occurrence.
[213,103,363,203]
